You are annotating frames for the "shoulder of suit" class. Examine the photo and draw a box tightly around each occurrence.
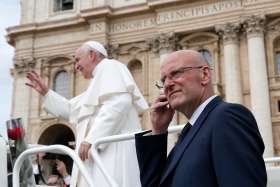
[213,101,253,119]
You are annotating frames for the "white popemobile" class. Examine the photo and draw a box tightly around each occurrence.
[0,125,279,187]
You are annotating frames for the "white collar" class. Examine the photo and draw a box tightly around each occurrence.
[92,58,107,77]
[188,95,217,126]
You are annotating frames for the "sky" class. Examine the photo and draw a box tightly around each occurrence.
[0,0,20,139]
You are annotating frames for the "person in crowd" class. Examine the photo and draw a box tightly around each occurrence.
[32,153,45,184]
[47,159,71,187]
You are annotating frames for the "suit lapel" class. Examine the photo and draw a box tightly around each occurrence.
[160,97,222,184]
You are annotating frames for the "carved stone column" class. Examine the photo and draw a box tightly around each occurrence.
[216,23,243,104]
[243,15,274,157]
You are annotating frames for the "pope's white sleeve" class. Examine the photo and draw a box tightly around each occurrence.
[84,93,133,148]
[42,90,71,120]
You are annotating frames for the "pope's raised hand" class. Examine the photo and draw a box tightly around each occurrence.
[150,93,175,134]
[26,71,49,96]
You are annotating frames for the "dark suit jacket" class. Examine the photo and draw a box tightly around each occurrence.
[135,96,267,187]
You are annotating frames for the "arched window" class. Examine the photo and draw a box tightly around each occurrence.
[198,49,213,67]
[128,59,143,91]
[275,37,280,76]
[53,71,70,98]
[53,0,73,12]
[276,52,280,75]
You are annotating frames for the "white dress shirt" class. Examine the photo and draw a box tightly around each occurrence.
[188,95,217,126]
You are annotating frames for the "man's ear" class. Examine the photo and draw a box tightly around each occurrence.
[201,67,211,86]
[89,50,96,61]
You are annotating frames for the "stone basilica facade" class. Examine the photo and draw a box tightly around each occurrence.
[6,0,280,157]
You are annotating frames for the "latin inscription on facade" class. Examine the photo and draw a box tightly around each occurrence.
[110,17,156,33]
[91,0,259,34]
[90,22,106,33]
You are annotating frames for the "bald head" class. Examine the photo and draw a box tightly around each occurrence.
[162,50,209,68]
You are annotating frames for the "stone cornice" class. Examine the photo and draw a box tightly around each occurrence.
[6,0,267,46]
[79,6,113,19]
[242,15,266,38]
[6,16,86,46]
[147,0,186,8]
[6,3,152,46]
[81,3,154,18]
[216,22,241,44]
[6,1,164,42]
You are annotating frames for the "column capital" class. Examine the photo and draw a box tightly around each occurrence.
[215,22,241,45]
[106,44,120,59]
[41,59,51,77]
[13,57,36,75]
[242,15,266,38]
[148,32,179,53]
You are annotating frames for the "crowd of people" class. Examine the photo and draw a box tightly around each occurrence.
[24,41,267,187]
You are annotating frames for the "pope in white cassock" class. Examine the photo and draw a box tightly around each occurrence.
[26,41,148,187]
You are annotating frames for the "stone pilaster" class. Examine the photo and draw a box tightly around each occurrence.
[216,22,243,104]
[106,43,120,59]
[243,15,274,157]
[12,58,36,130]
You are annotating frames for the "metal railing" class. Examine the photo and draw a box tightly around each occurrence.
[90,124,186,187]
[12,124,280,187]
[264,157,280,164]
[264,157,280,187]
[12,125,185,187]
[91,124,280,187]
[12,145,94,187]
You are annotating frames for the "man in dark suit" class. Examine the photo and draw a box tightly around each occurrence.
[135,50,267,187]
